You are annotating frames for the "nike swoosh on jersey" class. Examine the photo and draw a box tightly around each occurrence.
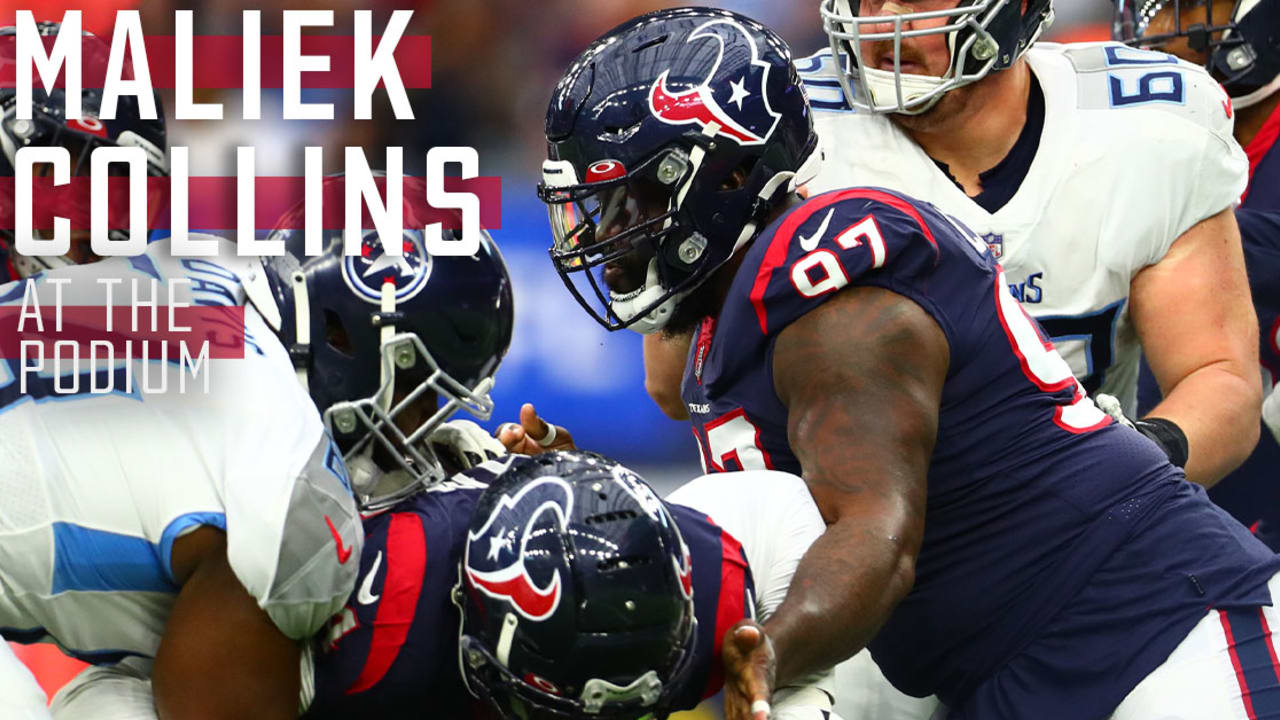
[797,209,835,252]
[357,550,383,605]
[325,514,353,565]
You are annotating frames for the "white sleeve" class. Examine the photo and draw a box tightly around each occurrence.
[226,431,363,641]
[1172,64,1249,238]
[50,659,157,720]
[1137,62,1248,268]
[665,470,836,701]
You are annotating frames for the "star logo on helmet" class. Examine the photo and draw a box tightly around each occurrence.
[342,229,433,305]
[648,18,781,146]
[465,478,574,621]
[487,527,515,561]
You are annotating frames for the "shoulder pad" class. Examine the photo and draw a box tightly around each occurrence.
[1062,42,1235,135]
[229,433,363,640]
[744,188,955,336]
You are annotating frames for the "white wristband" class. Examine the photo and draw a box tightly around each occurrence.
[751,699,772,717]
[536,422,558,447]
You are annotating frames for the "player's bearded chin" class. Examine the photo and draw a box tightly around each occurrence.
[602,242,653,296]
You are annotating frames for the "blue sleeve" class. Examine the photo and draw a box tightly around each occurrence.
[668,505,756,711]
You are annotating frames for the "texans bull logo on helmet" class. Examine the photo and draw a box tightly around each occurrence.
[610,467,694,600]
[647,18,781,146]
[465,478,574,621]
[342,229,433,305]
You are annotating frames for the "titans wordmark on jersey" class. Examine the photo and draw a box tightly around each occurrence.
[799,42,1247,412]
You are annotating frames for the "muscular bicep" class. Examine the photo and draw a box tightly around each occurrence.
[1131,207,1259,398]
[153,528,301,720]
[1130,207,1261,484]
[772,285,946,534]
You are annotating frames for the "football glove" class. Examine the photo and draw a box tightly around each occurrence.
[1094,393,1189,468]
[428,419,506,471]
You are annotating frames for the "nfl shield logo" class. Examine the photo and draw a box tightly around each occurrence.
[982,232,1004,259]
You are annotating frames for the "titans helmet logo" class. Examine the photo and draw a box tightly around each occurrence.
[341,229,433,305]
[465,478,574,621]
[648,18,781,146]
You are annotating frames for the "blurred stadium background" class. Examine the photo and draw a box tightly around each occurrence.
[0,0,1112,711]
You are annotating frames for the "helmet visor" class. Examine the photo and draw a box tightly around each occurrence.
[538,156,683,331]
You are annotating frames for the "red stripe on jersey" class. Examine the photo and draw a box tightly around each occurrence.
[1243,101,1280,202]
[1221,609,1260,720]
[346,513,428,695]
[750,189,938,335]
[990,270,1074,395]
[705,521,750,699]
[1258,608,1280,687]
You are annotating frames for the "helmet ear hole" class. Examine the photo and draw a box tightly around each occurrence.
[324,309,354,357]
[719,158,757,192]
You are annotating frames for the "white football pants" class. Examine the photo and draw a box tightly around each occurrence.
[1111,571,1280,720]
[834,649,941,720]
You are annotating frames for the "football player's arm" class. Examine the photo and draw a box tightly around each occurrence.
[722,285,944,720]
[671,472,837,715]
[643,331,692,420]
[1130,207,1261,487]
[151,526,301,720]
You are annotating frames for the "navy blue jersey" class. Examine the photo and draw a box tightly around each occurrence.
[303,462,754,719]
[681,187,1280,719]
[1139,209,1280,549]
[1241,103,1280,211]
[1240,209,1280,385]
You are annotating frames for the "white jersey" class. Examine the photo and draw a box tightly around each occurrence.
[0,237,362,663]
[799,42,1249,411]
[668,470,838,718]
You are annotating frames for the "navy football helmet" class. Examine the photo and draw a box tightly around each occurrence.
[1114,0,1280,108]
[820,0,1055,113]
[250,177,514,510]
[457,452,697,719]
[539,7,819,334]
[0,22,168,277]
